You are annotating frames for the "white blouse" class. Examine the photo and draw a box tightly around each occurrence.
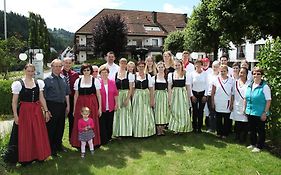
[117,71,135,83]
[74,75,101,90]
[189,71,208,96]
[135,72,153,88]
[11,78,45,94]
[167,72,190,85]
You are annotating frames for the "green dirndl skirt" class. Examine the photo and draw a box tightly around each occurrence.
[154,90,170,124]
[168,87,192,132]
[132,89,156,137]
[113,90,133,136]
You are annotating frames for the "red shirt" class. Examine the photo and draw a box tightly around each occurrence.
[61,69,79,96]
[78,118,94,132]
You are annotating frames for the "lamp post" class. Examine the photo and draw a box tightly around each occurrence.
[19,48,44,79]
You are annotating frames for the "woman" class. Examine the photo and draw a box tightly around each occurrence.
[163,51,175,74]
[144,56,157,77]
[230,67,249,143]
[168,59,192,133]
[240,60,253,82]
[6,64,51,165]
[153,61,170,136]
[132,61,156,137]
[71,63,102,147]
[206,61,220,132]
[232,62,240,80]
[113,58,134,137]
[99,65,118,144]
[211,65,234,138]
[244,67,271,153]
[92,65,99,78]
[127,61,136,74]
[190,59,208,133]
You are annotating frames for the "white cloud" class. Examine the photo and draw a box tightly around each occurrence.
[1,0,123,32]
[162,3,192,16]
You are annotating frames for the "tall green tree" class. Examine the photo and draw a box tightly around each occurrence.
[0,37,26,79]
[163,30,185,55]
[184,0,227,60]
[28,12,50,63]
[92,14,127,58]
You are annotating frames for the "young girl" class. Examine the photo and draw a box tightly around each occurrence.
[78,107,95,158]
[127,61,136,74]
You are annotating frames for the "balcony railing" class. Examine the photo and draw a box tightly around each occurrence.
[75,45,93,51]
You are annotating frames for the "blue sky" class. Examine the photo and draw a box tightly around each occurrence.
[1,0,200,32]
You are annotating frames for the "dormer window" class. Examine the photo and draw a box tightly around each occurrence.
[144,26,161,31]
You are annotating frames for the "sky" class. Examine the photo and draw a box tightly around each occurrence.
[1,0,200,33]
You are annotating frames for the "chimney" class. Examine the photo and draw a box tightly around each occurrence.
[152,11,157,23]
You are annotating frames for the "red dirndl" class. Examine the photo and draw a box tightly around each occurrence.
[70,94,100,147]
[18,101,51,162]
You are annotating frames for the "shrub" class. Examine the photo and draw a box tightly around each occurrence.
[0,80,13,116]
[0,135,9,175]
[257,37,281,145]
[84,58,106,67]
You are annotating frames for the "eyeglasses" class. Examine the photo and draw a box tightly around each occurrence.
[253,73,261,75]
[93,71,98,73]
[83,69,91,72]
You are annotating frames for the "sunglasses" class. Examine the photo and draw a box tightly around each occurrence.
[83,69,91,72]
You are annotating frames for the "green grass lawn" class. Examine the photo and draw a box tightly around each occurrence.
[5,123,281,175]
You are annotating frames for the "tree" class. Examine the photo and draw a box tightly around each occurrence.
[92,14,127,58]
[257,37,281,146]
[0,37,26,79]
[28,12,50,63]
[163,30,185,55]
[184,0,227,60]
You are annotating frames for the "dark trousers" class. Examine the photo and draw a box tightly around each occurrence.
[99,111,114,145]
[216,112,231,137]
[68,95,74,140]
[234,121,248,142]
[191,90,206,131]
[207,96,216,131]
[46,101,66,154]
[248,115,266,149]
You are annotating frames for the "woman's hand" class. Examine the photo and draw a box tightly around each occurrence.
[123,99,129,107]
[202,96,207,103]
[45,111,51,122]
[14,115,19,125]
[191,96,197,103]
[99,109,102,117]
[261,112,267,121]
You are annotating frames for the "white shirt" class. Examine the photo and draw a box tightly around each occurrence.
[213,76,234,113]
[228,66,233,77]
[104,84,109,110]
[167,72,190,85]
[185,63,195,74]
[12,78,45,94]
[103,63,120,80]
[117,71,135,83]
[135,73,153,88]
[74,75,101,90]
[189,71,208,96]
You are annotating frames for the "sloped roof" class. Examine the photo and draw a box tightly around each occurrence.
[75,8,187,37]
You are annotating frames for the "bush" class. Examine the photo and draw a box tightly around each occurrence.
[84,58,106,67]
[0,135,9,175]
[0,80,13,116]
[257,37,281,145]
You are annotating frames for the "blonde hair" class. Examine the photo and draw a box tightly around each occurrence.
[163,51,175,68]
[144,56,157,75]
[127,61,136,73]
[119,58,127,63]
[220,64,228,71]
[99,65,110,74]
[81,107,90,115]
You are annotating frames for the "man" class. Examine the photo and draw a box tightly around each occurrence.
[61,57,79,142]
[101,51,119,79]
[182,51,195,74]
[219,55,233,77]
[44,59,70,156]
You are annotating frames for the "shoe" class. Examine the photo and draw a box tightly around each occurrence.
[247,145,255,149]
[57,147,68,153]
[81,153,85,158]
[197,130,202,133]
[91,150,95,155]
[251,147,261,153]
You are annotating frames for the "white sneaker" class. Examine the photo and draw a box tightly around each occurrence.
[247,145,255,149]
[251,148,261,153]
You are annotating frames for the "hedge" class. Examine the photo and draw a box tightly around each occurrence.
[0,80,13,115]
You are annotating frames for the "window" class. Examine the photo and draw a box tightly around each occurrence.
[237,45,246,60]
[254,44,264,60]
[152,39,158,46]
[144,26,161,31]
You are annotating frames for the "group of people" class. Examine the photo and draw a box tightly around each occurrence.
[4,50,271,165]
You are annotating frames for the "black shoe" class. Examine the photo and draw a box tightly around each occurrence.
[57,147,68,153]
[197,130,202,133]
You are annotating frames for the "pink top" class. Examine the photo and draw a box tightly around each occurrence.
[78,118,94,132]
[100,79,118,112]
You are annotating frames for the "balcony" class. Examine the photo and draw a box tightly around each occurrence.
[75,45,93,51]
[126,44,162,52]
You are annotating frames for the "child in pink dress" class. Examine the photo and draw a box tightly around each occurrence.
[78,107,95,158]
